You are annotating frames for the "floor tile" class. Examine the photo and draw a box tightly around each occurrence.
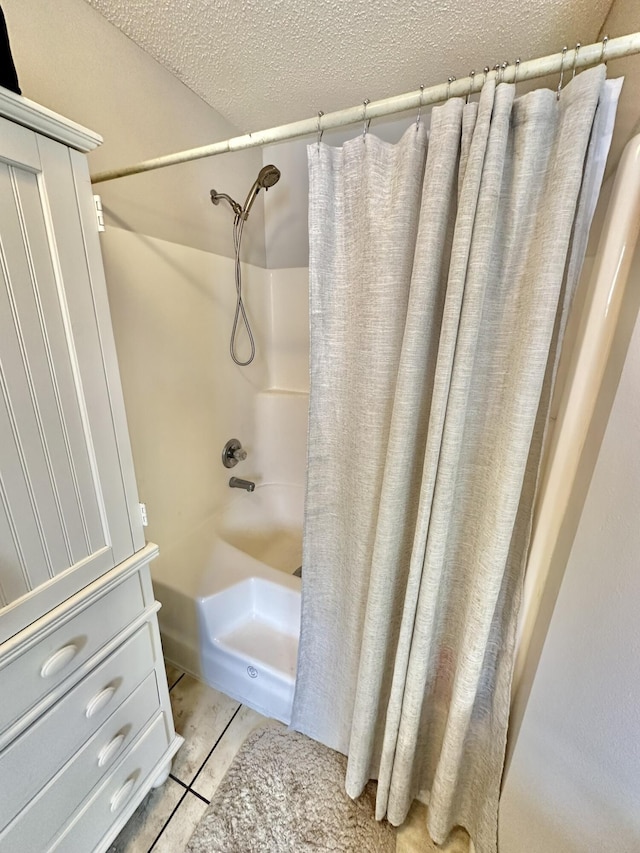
[152,791,208,853]
[168,674,240,785]
[191,704,285,801]
[164,662,184,691]
[108,777,185,852]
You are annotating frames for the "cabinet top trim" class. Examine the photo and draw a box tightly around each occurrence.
[0,542,159,664]
[0,88,102,152]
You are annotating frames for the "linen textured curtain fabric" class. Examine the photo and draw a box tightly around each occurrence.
[292,64,621,853]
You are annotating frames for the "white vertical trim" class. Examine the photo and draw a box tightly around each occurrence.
[35,165,112,554]
[69,150,145,554]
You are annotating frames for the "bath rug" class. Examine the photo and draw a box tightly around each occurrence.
[185,727,396,853]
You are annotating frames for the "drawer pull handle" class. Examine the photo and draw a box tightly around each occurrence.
[40,643,78,678]
[98,732,126,768]
[110,776,136,813]
[85,685,116,718]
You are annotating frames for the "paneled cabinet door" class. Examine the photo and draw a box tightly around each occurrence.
[0,116,144,642]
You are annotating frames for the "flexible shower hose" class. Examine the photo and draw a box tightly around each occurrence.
[230,212,256,366]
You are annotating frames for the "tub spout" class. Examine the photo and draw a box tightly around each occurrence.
[229,477,255,492]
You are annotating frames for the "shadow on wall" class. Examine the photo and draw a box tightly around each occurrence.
[102,204,265,313]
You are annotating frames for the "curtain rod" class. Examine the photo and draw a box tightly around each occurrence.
[91,32,640,184]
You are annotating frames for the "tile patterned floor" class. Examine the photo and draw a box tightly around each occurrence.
[110,661,468,852]
[109,663,284,852]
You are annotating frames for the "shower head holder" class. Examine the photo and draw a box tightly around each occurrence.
[210,189,243,217]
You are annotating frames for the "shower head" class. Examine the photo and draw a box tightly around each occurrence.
[257,164,281,189]
[210,165,281,221]
[242,164,281,218]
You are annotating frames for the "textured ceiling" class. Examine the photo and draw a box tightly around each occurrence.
[84,0,612,132]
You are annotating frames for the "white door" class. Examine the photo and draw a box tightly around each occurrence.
[0,116,144,641]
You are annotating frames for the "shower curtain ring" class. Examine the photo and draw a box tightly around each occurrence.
[601,35,609,65]
[572,43,581,78]
[316,110,324,150]
[416,84,424,129]
[362,99,371,141]
[466,71,475,104]
[556,46,568,100]
[483,66,490,87]
[446,76,456,99]
[514,58,521,86]
[500,61,508,83]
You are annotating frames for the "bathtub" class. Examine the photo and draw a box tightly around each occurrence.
[152,483,303,724]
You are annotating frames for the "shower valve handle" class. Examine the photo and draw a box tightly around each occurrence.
[222,438,247,468]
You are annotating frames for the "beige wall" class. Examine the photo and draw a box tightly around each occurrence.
[596,0,640,182]
[2,0,266,265]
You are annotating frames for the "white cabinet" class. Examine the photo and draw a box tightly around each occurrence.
[0,90,182,850]
[0,552,181,853]
[0,94,144,644]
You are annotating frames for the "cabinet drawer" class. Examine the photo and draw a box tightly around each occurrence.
[0,622,157,830]
[52,713,170,853]
[0,572,145,735]
[0,674,162,853]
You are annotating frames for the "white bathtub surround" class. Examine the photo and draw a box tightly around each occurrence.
[266,267,310,389]
[190,503,302,725]
[292,68,619,853]
[101,230,271,552]
[101,230,308,533]
[102,228,309,692]
[215,483,304,572]
[199,573,301,724]
[252,389,309,502]
[149,484,302,721]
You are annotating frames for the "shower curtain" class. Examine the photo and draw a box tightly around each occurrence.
[292,65,621,853]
